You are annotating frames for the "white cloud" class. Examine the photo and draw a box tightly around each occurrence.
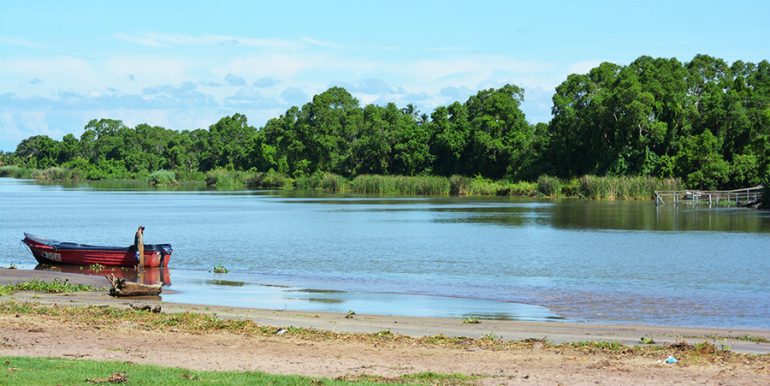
[566,60,603,75]
[114,33,298,49]
[301,36,346,49]
[0,36,38,48]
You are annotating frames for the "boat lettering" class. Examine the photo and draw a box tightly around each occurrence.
[42,252,62,262]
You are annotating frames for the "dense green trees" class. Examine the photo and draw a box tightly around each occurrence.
[7,55,770,190]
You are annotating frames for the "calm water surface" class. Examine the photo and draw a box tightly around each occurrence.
[1,178,769,328]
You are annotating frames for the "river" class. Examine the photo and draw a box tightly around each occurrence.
[1,177,769,328]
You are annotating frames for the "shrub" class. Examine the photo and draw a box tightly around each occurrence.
[206,168,248,189]
[247,169,293,189]
[536,175,562,197]
[147,170,177,186]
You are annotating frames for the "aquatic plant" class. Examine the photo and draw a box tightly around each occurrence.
[0,165,33,179]
[247,169,293,189]
[205,168,249,189]
[147,170,177,186]
[350,175,450,195]
[212,265,229,274]
[0,279,96,296]
[87,264,105,271]
[462,317,480,324]
[537,175,562,197]
[345,310,356,319]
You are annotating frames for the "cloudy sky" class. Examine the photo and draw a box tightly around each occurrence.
[1,0,769,151]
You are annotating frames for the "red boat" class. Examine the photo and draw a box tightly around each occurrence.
[22,233,173,268]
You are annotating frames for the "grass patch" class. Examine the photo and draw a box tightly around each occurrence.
[462,317,480,324]
[456,176,537,197]
[0,356,376,386]
[350,175,450,195]
[205,168,250,189]
[0,165,33,179]
[733,335,770,343]
[578,175,683,200]
[0,279,96,296]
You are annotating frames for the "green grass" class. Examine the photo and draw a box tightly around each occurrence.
[0,165,33,179]
[578,175,683,200]
[0,356,384,386]
[462,317,480,324]
[205,168,250,189]
[0,279,97,296]
[30,167,82,182]
[350,175,451,195]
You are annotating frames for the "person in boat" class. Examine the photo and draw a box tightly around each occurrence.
[134,226,145,267]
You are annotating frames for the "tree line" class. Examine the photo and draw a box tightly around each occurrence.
[3,54,770,189]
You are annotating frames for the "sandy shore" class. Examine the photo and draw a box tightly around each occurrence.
[2,268,770,384]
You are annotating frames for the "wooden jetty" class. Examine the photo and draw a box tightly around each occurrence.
[654,185,763,208]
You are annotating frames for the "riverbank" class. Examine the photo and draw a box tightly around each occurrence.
[0,166,684,199]
[1,269,770,385]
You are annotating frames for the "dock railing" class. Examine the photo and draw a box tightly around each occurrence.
[654,185,763,208]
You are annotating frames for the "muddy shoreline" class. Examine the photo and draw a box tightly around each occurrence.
[2,268,770,384]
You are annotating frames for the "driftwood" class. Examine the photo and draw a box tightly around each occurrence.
[106,274,162,297]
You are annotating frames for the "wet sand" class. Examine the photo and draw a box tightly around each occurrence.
[2,268,770,384]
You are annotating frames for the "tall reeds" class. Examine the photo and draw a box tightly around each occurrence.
[0,165,33,179]
[578,175,683,200]
[350,175,451,195]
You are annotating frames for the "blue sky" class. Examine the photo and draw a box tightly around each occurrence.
[1,0,769,151]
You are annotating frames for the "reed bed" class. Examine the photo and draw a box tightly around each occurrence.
[350,175,450,195]
[0,165,33,179]
[578,175,683,200]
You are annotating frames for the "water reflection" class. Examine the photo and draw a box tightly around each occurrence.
[35,264,171,286]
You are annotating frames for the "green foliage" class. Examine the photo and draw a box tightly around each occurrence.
[462,316,481,324]
[0,165,33,178]
[147,170,178,186]
[6,55,770,192]
[537,175,562,197]
[350,175,450,195]
[247,169,293,189]
[212,265,228,274]
[205,168,248,189]
[579,175,683,200]
[464,176,537,197]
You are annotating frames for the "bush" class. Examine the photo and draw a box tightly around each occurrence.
[247,169,293,189]
[147,170,177,186]
[537,175,562,197]
[205,168,248,189]
[292,172,347,192]
[449,175,471,195]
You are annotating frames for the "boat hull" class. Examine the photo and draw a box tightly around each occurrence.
[22,233,172,268]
